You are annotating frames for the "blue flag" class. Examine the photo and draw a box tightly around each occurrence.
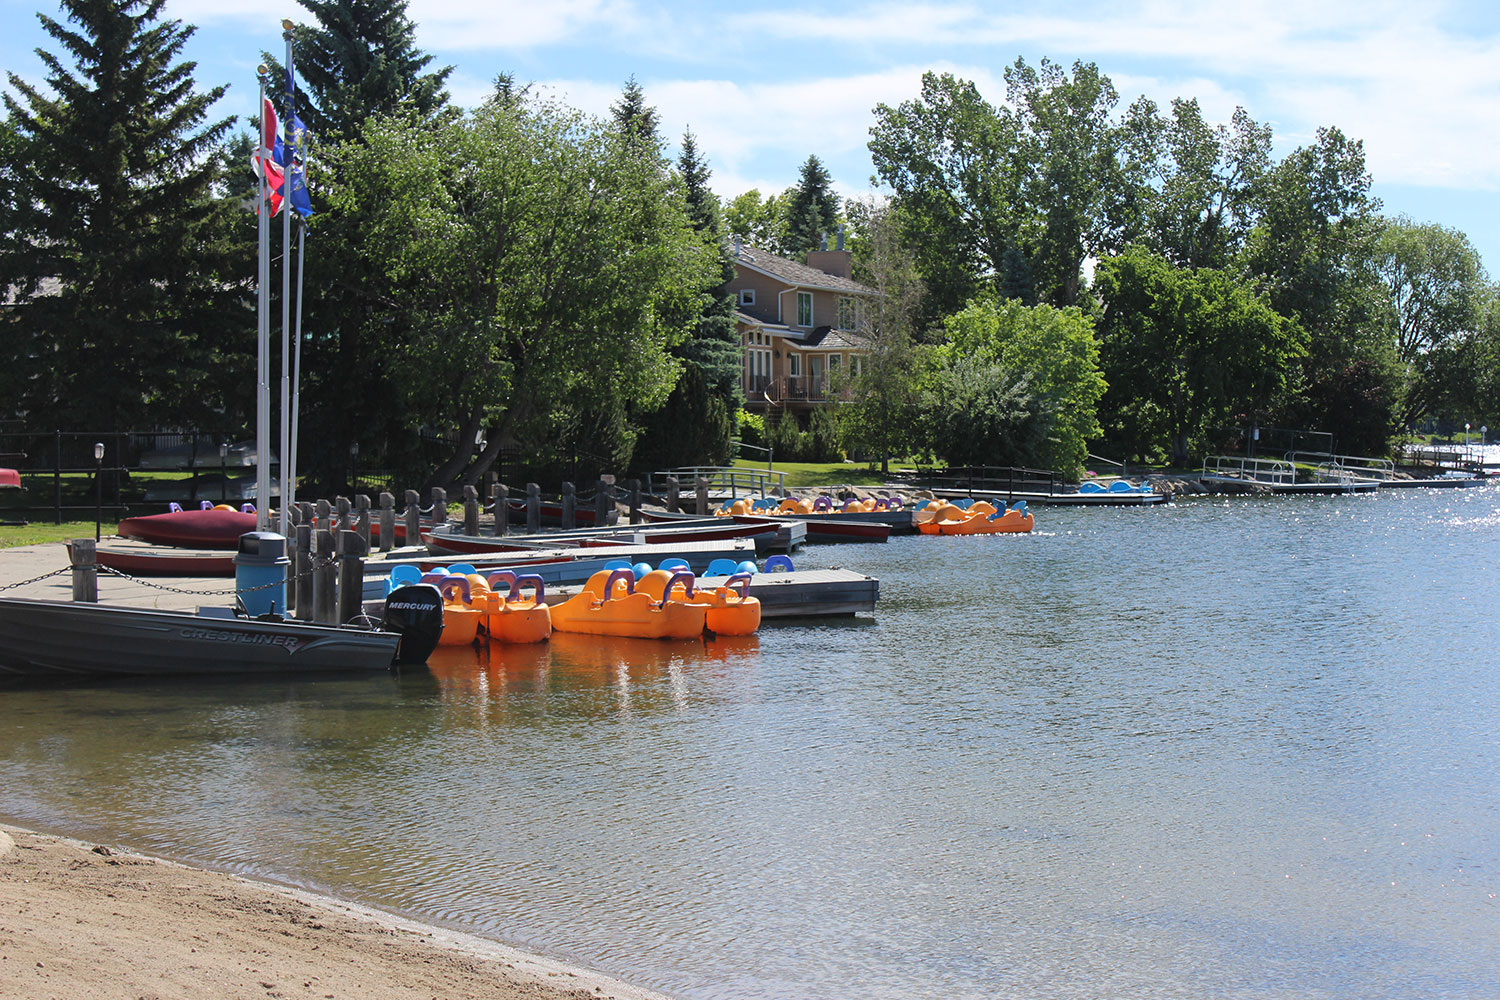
[278,62,314,217]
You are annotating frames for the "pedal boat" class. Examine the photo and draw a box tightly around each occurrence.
[475,570,552,644]
[551,569,706,639]
[427,574,485,646]
[634,568,762,636]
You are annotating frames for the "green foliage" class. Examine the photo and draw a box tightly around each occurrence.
[612,76,663,160]
[328,92,716,486]
[629,366,733,473]
[937,297,1107,474]
[675,130,743,407]
[1,0,244,431]
[805,407,842,462]
[920,354,1048,468]
[737,409,765,448]
[722,189,790,255]
[1095,247,1307,463]
[768,413,807,461]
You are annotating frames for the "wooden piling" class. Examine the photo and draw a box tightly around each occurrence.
[293,521,312,619]
[335,496,351,534]
[403,490,420,549]
[378,492,395,553]
[313,528,336,624]
[355,494,371,550]
[595,475,613,528]
[526,483,541,534]
[666,476,680,514]
[696,477,710,515]
[431,487,449,528]
[561,481,575,530]
[70,538,97,603]
[337,530,367,626]
[493,482,509,537]
[463,485,480,537]
[628,478,642,524]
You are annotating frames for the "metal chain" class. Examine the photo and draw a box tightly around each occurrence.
[0,566,72,593]
[95,554,340,597]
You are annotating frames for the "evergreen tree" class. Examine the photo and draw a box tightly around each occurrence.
[1,0,243,431]
[265,0,452,147]
[611,76,662,156]
[784,155,840,259]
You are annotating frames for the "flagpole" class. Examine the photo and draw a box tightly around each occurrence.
[289,219,306,520]
[278,21,295,537]
[255,66,272,533]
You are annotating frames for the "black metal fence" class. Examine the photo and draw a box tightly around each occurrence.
[912,465,1063,499]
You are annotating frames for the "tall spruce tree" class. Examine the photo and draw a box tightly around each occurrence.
[1,0,242,431]
[266,0,452,147]
[785,155,840,260]
[259,0,453,490]
[611,76,663,158]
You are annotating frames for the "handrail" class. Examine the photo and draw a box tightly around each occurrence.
[1201,455,1296,485]
[1286,451,1394,480]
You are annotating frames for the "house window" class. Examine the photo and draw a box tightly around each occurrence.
[849,355,865,377]
[838,296,856,330]
[797,291,813,327]
[788,353,802,377]
[740,288,755,307]
[748,347,772,384]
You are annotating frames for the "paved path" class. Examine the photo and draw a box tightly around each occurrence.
[0,541,230,611]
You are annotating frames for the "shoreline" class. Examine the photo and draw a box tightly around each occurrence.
[0,821,673,1000]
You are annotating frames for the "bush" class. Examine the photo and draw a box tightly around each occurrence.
[805,407,842,462]
[737,409,765,448]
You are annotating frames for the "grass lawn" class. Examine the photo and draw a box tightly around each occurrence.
[730,459,897,489]
[0,522,100,550]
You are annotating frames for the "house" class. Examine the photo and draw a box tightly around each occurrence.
[729,234,876,423]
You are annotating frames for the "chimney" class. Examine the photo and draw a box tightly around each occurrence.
[733,235,742,258]
[807,233,852,280]
[819,232,828,251]
[836,224,845,251]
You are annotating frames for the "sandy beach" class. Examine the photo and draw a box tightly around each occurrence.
[0,823,671,1000]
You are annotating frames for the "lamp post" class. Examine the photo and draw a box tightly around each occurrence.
[93,441,104,541]
[219,442,228,503]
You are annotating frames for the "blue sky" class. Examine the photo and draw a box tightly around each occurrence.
[5,0,1499,271]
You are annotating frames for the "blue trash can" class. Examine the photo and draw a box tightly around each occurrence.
[235,531,289,616]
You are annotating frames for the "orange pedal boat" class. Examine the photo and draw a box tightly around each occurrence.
[550,569,706,639]
[430,575,485,646]
[634,569,762,637]
[477,571,552,644]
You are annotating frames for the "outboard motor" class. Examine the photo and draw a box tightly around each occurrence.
[383,584,445,665]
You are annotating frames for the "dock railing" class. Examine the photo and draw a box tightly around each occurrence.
[914,465,1062,499]
[1201,455,1296,486]
[648,466,788,500]
[1286,451,1393,482]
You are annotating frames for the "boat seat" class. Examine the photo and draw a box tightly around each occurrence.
[447,563,477,576]
[704,558,741,578]
[659,558,690,572]
[602,559,633,572]
[387,564,422,594]
[763,555,794,573]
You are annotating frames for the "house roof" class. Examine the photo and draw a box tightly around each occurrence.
[733,246,875,297]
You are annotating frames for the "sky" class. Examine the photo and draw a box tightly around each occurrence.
[4,0,1500,271]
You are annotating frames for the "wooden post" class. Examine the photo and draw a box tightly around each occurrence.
[378,492,395,553]
[526,483,541,534]
[695,476,710,516]
[628,479,642,525]
[493,483,509,537]
[666,476,680,514]
[560,481,575,530]
[355,494,371,550]
[316,499,332,543]
[335,496,352,533]
[313,528,336,624]
[337,530,367,626]
[431,487,449,527]
[595,475,613,528]
[463,485,480,537]
[70,538,97,603]
[403,490,421,548]
[293,521,312,619]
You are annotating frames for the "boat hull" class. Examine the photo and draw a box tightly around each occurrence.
[117,508,258,550]
[0,597,402,678]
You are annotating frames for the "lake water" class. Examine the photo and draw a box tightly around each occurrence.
[3,486,1500,999]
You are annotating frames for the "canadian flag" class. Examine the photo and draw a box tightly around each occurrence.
[252,97,284,216]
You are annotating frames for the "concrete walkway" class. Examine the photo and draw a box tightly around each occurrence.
[0,540,231,611]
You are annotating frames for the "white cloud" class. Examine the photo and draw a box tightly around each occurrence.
[408,0,640,50]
